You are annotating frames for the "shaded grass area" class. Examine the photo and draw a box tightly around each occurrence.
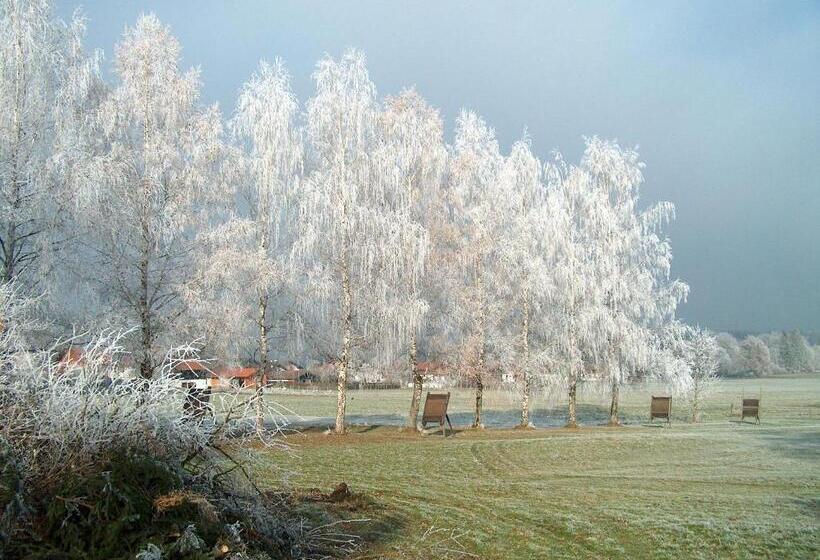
[253,377,819,559]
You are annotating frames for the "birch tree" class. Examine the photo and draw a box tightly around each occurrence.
[233,58,301,422]
[294,50,422,433]
[192,59,302,427]
[376,88,445,430]
[543,153,608,427]
[496,135,548,427]
[663,322,720,422]
[0,0,99,288]
[76,14,225,378]
[447,110,504,428]
[581,138,687,425]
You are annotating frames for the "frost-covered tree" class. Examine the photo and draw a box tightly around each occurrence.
[293,50,421,433]
[376,88,445,430]
[663,322,719,422]
[446,110,505,428]
[543,153,609,427]
[495,135,548,427]
[0,279,41,359]
[540,139,686,427]
[778,330,812,373]
[581,138,687,425]
[715,332,741,376]
[76,15,225,378]
[0,0,99,288]
[738,335,773,377]
[193,59,302,427]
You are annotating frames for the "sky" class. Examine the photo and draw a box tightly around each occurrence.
[56,0,820,334]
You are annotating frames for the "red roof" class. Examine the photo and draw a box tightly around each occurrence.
[216,366,258,379]
[173,360,210,373]
[270,368,300,381]
[416,361,448,374]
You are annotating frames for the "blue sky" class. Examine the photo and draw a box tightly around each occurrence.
[57,0,820,333]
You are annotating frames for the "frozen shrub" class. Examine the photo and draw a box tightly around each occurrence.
[0,287,357,559]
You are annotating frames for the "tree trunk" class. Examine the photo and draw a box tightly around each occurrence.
[138,225,152,379]
[137,74,154,380]
[335,257,352,434]
[473,376,484,428]
[519,292,531,427]
[255,292,269,431]
[471,326,486,429]
[567,378,578,428]
[521,372,530,427]
[608,378,620,426]
[566,315,578,428]
[406,333,423,430]
[472,260,486,429]
[608,350,621,426]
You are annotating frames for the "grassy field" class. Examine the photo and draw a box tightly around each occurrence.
[251,377,819,559]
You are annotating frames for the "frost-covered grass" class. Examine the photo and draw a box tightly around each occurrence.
[253,377,819,559]
[258,375,818,428]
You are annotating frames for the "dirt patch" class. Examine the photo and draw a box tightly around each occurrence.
[295,482,375,512]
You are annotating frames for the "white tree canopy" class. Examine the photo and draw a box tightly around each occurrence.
[580,137,688,422]
[293,49,428,432]
[0,0,100,288]
[190,58,302,366]
[375,87,446,428]
[446,109,506,427]
[494,134,549,426]
[659,321,720,422]
[76,14,226,377]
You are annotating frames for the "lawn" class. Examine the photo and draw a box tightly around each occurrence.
[250,377,820,559]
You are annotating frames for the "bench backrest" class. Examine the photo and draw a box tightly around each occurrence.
[651,396,672,417]
[422,392,450,423]
[742,398,759,414]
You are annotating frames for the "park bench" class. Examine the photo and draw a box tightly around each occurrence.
[741,398,761,424]
[650,395,672,425]
[422,392,453,436]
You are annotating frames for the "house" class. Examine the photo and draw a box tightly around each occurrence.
[270,361,322,384]
[306,362,337,383]
[269,361,299,384]
[353,363,386,384]
[173,360,212,390]
[55,345,123,377]
[414,361,452,389]
[210,361,319,389]
[212,366,262,389]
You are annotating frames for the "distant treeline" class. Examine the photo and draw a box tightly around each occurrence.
[715,330,819,377]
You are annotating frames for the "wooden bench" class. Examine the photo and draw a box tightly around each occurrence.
[422,392,453,436]
[741,398,761,424]
[650,396,672,425]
